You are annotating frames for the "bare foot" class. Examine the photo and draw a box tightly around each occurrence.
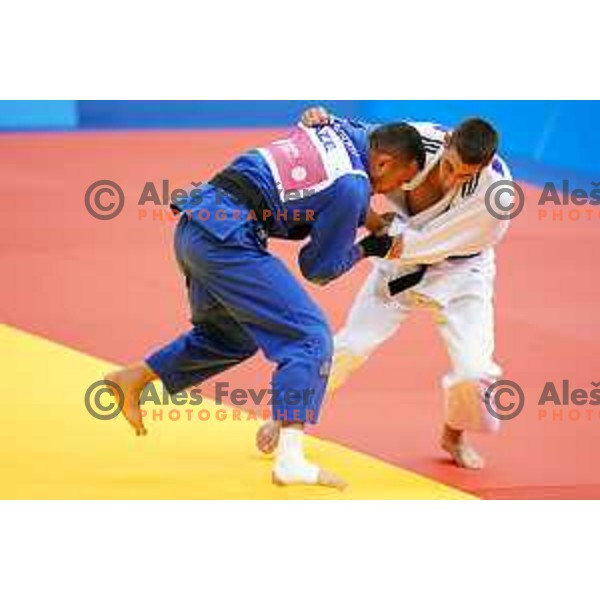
[317,469,348,490]
[256,420,281,454]
[272,467,347,490]
[104,365,154,436]
[441,425,484,470]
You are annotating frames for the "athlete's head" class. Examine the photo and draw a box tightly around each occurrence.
[368,123,425,194]
[439,118,498,192]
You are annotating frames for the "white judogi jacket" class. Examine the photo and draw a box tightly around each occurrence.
[372,121,512,305]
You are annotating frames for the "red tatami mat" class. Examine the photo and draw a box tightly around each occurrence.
[2,130,599,499]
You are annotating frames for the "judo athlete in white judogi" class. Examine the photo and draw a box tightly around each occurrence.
[327,115,512,469]
[256,108,513,469]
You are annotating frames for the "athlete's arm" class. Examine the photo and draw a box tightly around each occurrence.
[300,107,377,132]
[389,192,511,265]
[298,177,369,285]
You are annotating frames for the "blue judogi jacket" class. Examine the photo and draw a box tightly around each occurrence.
[177,118,374,285]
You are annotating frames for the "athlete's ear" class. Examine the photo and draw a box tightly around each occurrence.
[377,152,396,172]
[369,150,391,176]
[443,132,451,148]
[406,158,420,179]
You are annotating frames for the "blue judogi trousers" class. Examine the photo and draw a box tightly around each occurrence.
[146,188,333,424]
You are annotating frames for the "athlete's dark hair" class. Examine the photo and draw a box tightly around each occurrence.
[369,123,426,170]
[450,118,498,166]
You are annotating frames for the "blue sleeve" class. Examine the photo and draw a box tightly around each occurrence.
[298,176,369,286]
[331,115,380,135]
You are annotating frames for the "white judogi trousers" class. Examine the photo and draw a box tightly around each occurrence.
[331,249,502,432]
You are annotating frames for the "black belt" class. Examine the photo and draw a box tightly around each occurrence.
[208,167,273,228]
[388,253,481,296]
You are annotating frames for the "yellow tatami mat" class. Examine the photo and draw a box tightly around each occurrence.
[0,325,473,499]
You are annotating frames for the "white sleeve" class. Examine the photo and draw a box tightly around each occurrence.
[397,193,511,266]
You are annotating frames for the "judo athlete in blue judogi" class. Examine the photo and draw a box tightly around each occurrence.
[106,116,425,488]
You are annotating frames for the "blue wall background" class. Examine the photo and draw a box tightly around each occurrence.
[0,100,597,178]
[0,100,77,130]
